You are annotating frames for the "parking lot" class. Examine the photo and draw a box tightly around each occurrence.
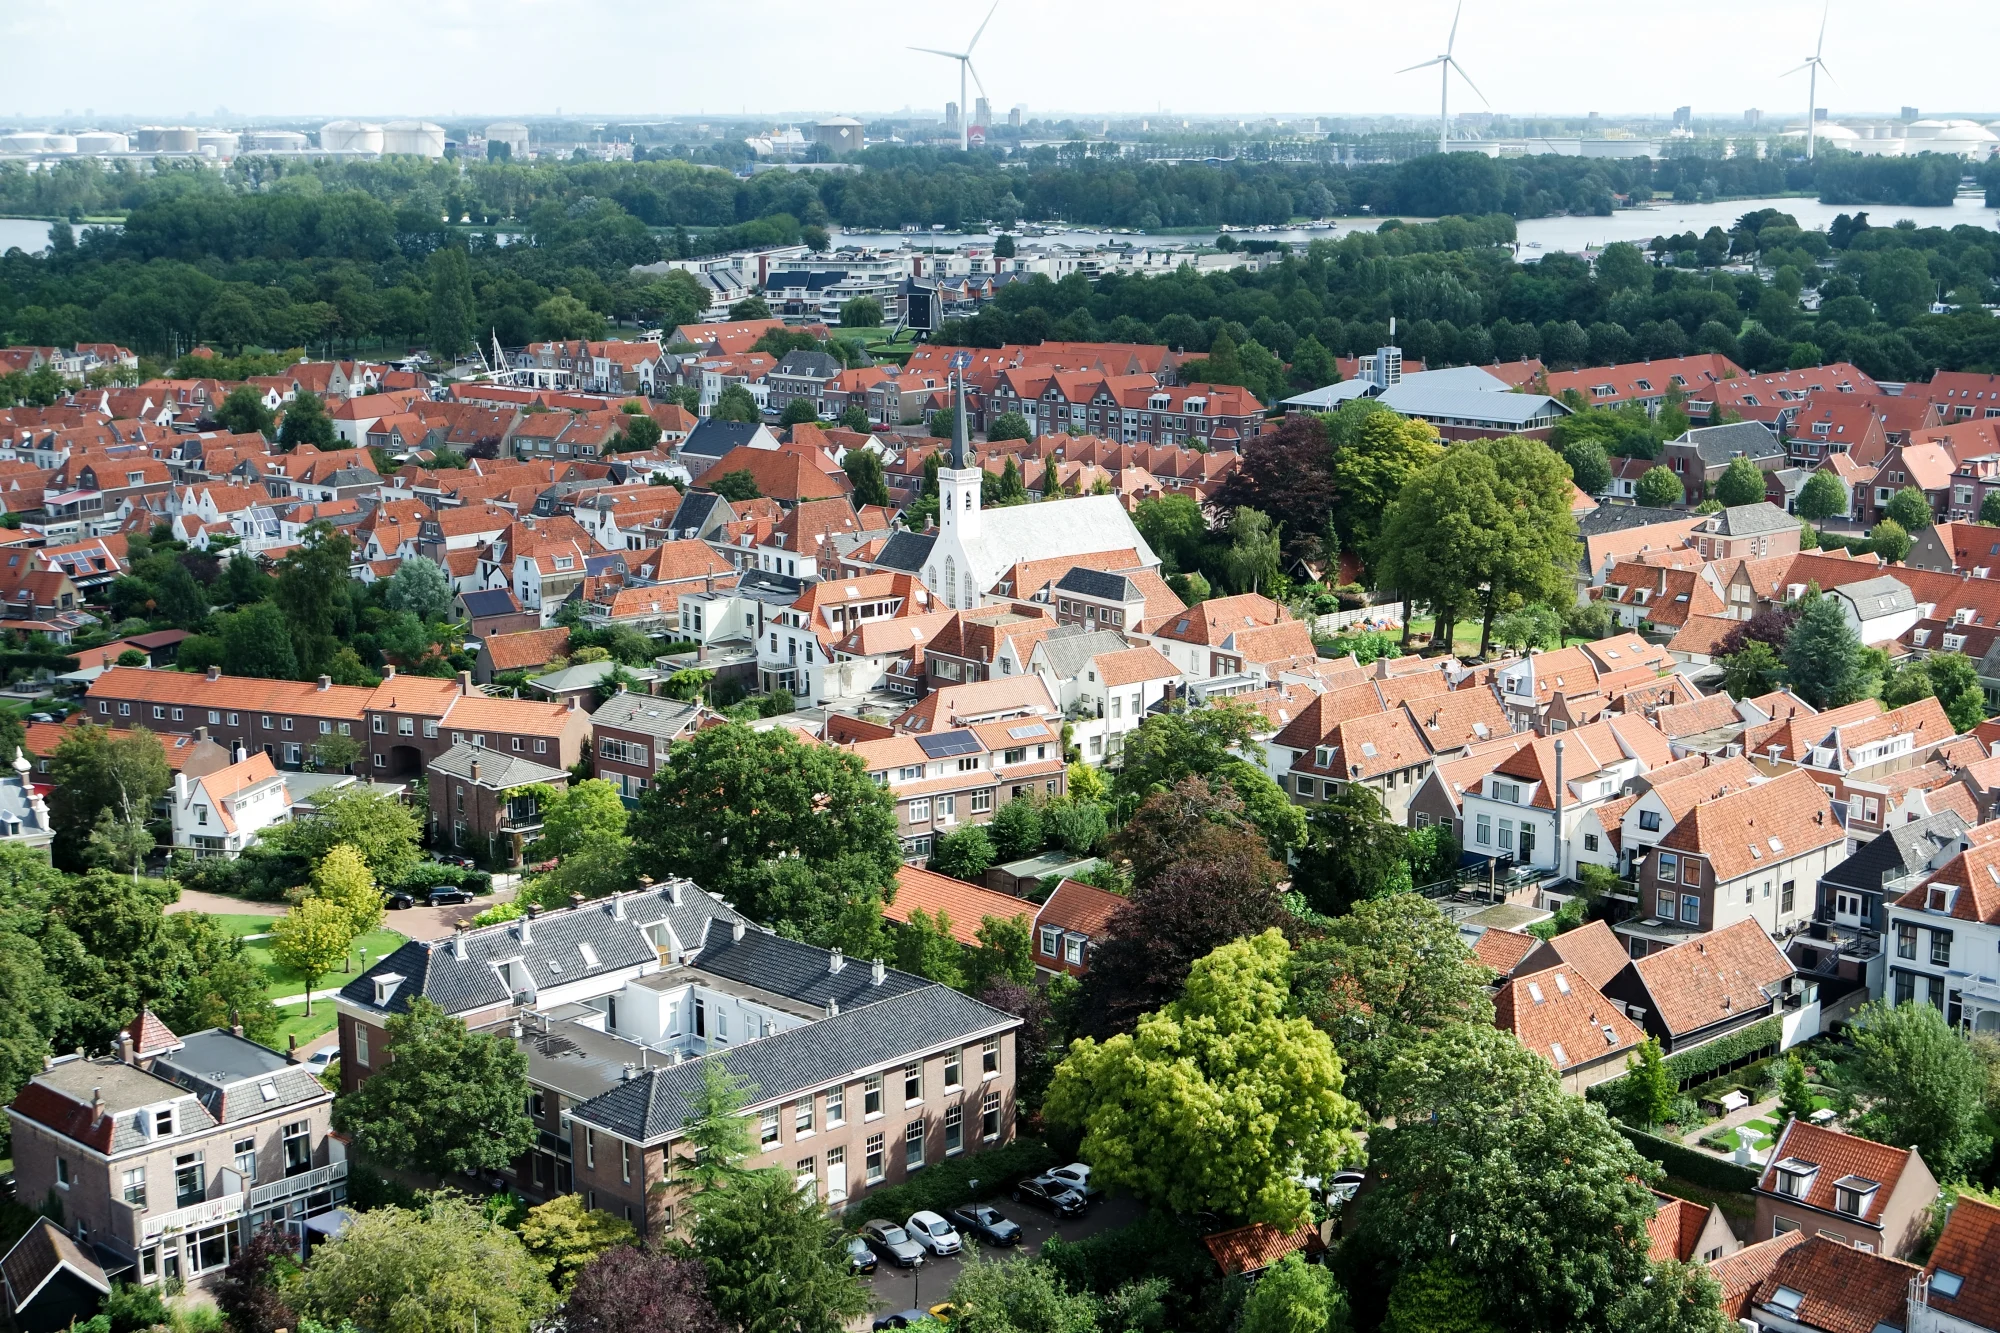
[860,1192,1142,1320]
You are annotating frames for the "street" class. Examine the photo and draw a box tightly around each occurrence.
[860,1193,1142,1320]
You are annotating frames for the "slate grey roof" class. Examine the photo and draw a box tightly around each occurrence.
[1833,575,1918,620]
[873,528,936,574]
[1377,383,1568,425]
[1677,420,1783,464]
[25,1059,220,1153]
[1821,810,1967,894]
[152,1032,330,1125]
[1036,627,1131,680]
[667,491,730,539]
[590,693,704,742]
[1704,503,1799,537]
[681,419,763,459]
[1577,504,1692,537]
[341,882,747,1017]
[1281,381,1378,410]
[1055,566,1141,602]
[528,660,661,697]
[429,743,569,790]
[460,589,520,618]
[772,350,842,379]
[1,1218,109,1315]
[568,980,1018,1144]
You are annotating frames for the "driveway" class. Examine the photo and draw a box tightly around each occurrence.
[861,1193,1141,1320]
[388,872,522,942]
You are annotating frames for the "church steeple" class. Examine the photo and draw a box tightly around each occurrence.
[949,370,970,469]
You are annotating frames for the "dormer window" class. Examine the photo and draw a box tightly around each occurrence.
[1771,1157,1819,1198]
[372,973,405,1007]
[154,1107,174,1137]
[1833,1175,1879,1216]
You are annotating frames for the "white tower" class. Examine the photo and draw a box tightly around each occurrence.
[935,365,982,609]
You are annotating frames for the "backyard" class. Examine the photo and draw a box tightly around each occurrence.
[215,912,408,1048]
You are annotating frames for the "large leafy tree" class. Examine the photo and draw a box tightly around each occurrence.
[276,390,338,451]
[1782,590,1871,708]
[1326,403,1446,562]
[563,1245,725,1333]
[945,1251,1101,1333]
[1884,485,1935,531]
[1795,470,1847,522]
[1607,1260,1736,1333]
[292,1193,555,1333]
[384,556,454,623]
[1047,930,1363,1226]
[1842,999,1992,1180]
[273,522,356,678]
[219,602,299,679]
[213,384,277,438]
[1289,894,1496,1116]
[1713,455,1768,507]
[48,724,170,871]
[270,898,356,1018]
[331,997,537,1175]
[1291,782,1411,916]
[1634,465,1684,509]
[426,245,478,360]
[1241,1253,1350,1333]
[517,1195,637,1291]
[632,722,900,952]
[1113,702,1302,857]
[1209,412,1338,564]
[260,787,423,882]
[1110,775,1280,890]
[839,449,890,507]
[526,779,628,863]
[1360,1023,1660,1333]
[682,1165,872,1333]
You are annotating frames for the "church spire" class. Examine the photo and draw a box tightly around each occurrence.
[949,363,970,469]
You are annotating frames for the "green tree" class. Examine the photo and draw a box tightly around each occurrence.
[384,557,454,623]
[273,523,355,678]
[838,295,883,329]
[1607,1260,1735,1333]
[712,384,760,422]
[1288,894,1495,1117]
[1241,1253,1349,1333]
[1046,797,1109,855]
[684,1165,872,1333]
[220,602,299,679]
[214,384,277,439]
[1621,1038,1676,1129]
[261,787,423,881]
[1796,470,1848,522]
[1923,652,1988,732]
[964,914,1035,994]
[1224,506,1282,594]
[1843,999,1992,1180]
[987,410,1034,443]
[1329,409,1445,561]
[837,404,872,433]
[222,551,269,605]
[331,996,537,1175]
[1292,783,1409,916]
[1563,437,1612,496]
[1382,1259,1503,1333]
[270,898,357,1018]
[517,1195,637,1291]
[1872,517,1913,563]
[840,449,890,507]
[1492,603,1563,652]
[1287,334,1337,392]
[291,1193,555,1333]
[277,391,338,451]
[85,808,155,880]
[708,468,761,501]
[632,723,900,951]
[946,1251,1102,1333]
[534,292,606,341]
[525,779,628,863]
[1046,930,1363,1225]
[680,1062,757,1188]
[306,844,382,938]
[1635,465,1684,509]
[1783,591,1870,709]
[426,246,478,361]
[778,396,819,427]
[616,413,663,454]
[1713,456,1768,507]
[1778,1051,1816,1127]
[48,725,171,871]
[892,907,967,989]
[1133,492,1207,574]
[930,824,996,880]
[1720,639,1784,699]
[1884,485,1934,531]
[988,795,1046,861]
[989,455,1030,506]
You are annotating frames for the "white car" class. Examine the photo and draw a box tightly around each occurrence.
[904,1211,962,1256]
[1047,1162,1092,1190]
[304,1049,337,1073]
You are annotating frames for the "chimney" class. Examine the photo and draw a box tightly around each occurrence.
[621,1063,635,1081]
[383,664,396,680]
[870,958,886,986]
[526,902,541,919]
[453,921,468,959]
[459,670,473,696]
[318,674,331,691]
[518,914,533,944]
[174,772,188,801]
[828,947,845,974]
[1552,738,1566,875]
[569,893,584,912]
[116,1030,134,1066]
[232,742,246,763]
[731,920,745,942]
[205,665,220,682]
[91,1088,104,1123]
[825,998,840,1017]
[470,758,481,785]
[668,881,683,906]
[285,1032,297,1060]
[196,726,208,742]
[611,895,626,921]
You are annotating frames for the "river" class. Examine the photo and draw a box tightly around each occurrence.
[1,193,1991,261]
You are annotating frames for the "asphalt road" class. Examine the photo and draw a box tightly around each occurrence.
[860,1193,1142,1322]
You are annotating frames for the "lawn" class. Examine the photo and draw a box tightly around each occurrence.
[269,1000,338,1051]
[237,925,409,1003]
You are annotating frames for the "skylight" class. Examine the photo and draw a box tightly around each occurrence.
[579,943,599,967]
[1550,1042,1567,1064]
[1768,1288,1804,1316]
[1527,981,1545,1003]
[1932,1271,1965,1299]
[1555,973,1571,995]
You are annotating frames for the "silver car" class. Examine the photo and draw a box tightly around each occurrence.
[860,1219,926,1269]
[904,1210,962,1256]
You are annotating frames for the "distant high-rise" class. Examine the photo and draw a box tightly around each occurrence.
[974,97,991,128]
[1901,105,1920,120]
[1008,105,1022,128]
[1744,108,1762,127]
[1673,105,1692,129]
[945,101,961,134]
[1813,107,1828,122]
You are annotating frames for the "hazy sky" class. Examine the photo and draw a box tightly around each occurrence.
[6,0,1994,124]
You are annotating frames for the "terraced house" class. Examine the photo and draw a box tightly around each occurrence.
[336,884,1021,1236]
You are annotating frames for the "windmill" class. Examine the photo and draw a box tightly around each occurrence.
[1782,3,1837,160]
[1398,0,1488,157]
[911,0,999,151]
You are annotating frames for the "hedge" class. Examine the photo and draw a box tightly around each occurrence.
[1661,1016,1783,1088]
[1616,1124,1762,1195]
[383,863,493,897]
[840,1136,1055,1228]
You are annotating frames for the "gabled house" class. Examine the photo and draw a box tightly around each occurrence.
[1032,877,1124,978]
[1883,833,2000,1031]
[1911,1194,2000,1333]
[1745,1234,1924,1332]
[1645,1189,1739,1265]
[1754,1120,1938,1257]
[1601,918,1810,1054]
[1493,964,1646,1092]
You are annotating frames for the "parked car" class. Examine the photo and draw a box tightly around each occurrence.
[1044,1162,1101,1204]
[426,885,475,906]
[904,1210,961,1256]
[946,1202,1022,1247]
[383,891,415,910]
[432,854,476,870]
[872,1313,928,1331]
[27,712,55,724]
[1325,1170,1366,1204]
[860,1219,926,1269]
[845,1235,877,1274]
[1011,1175,1089,1216]
[304,1048,337,1074]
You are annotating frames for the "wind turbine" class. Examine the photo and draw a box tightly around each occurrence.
[1782,3,1837,160]
[1398,0,1488,157]
[911,0,999,151]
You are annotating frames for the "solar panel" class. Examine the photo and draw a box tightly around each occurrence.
[917,731,982,759]
[1007,724,1049,740]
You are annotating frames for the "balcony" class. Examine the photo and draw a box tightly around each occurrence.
[247,1158,347,1213]
[138,1191,245,1247]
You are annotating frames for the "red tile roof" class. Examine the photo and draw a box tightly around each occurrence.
[1201,1221,1325,1277]
[1922,1195,2000,1331]
[1645,1191,1711,1263]
[1630,919,1795,1040]
[1652,767,1842,884]
[1493,964,1645,1073]
[482,627,572,672]
[1750,1234,1919,1333]
[887,864,1031,945]
[1757,1120,1917,1230]
[1036,877,1125,941]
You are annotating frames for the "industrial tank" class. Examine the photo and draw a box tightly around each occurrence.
[484,121,530,159]
[0,132,49,153]
[154,127,199,152]
[39,134,77,154]
[381,120,446,157]
[319,120,384,154]
[197,131,239,156]
[245,130,308,152]
[75,131,129,154]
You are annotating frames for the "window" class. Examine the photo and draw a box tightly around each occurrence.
[1896,922,1917,960]
[864,1073,883,1118]
[1039,925,1060,956]
[982,1037,1000,1076]
[622,1141,632,1183]
[905,1118,926,1169]
[1475,814,1492,846]
[1835,1181,1876,1215]
[945,1103,964,1154]
[826,1145,847,1203]
[1680,894,1700,925]
[1657,890,1676,919]
[175,1151,206,1208]
[121,1167,145,1207]
[55,1157,69,1187]
[825,1085,844,1126]
[970,790,992,814]
[283,1120,310,1174]
[282,717,294,732]
[1682,858,1701,886]
[865,1134,885,1184]
[235,1137,257,1181]
[1932,930,1953,967]
[982,1092,1002,1140]
[903,1062,922,1103]
[796,1099,814,1136]
[354,1025,370,1067]
[944,1049,962,1090]
[372,716,385,733]
[585,1129,595,1169]
[1065,936,1084,965]
[1658,852,1678,881]
[1775,1168,1809,1199]
[795,1155,817,1199]
[1584,833,1599,853]
[1781,880,1795,913]
[909,798,931,823]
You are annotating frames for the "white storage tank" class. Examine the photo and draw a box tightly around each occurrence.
[484,121,530,160]
[0,132,50,154]
[155,127,199,153]
[197,131,239,156]
[40,134,77,155]
[75,131,129,154]
[245,130,308,152]
[381,119,446,158]
[319,120,384,154]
